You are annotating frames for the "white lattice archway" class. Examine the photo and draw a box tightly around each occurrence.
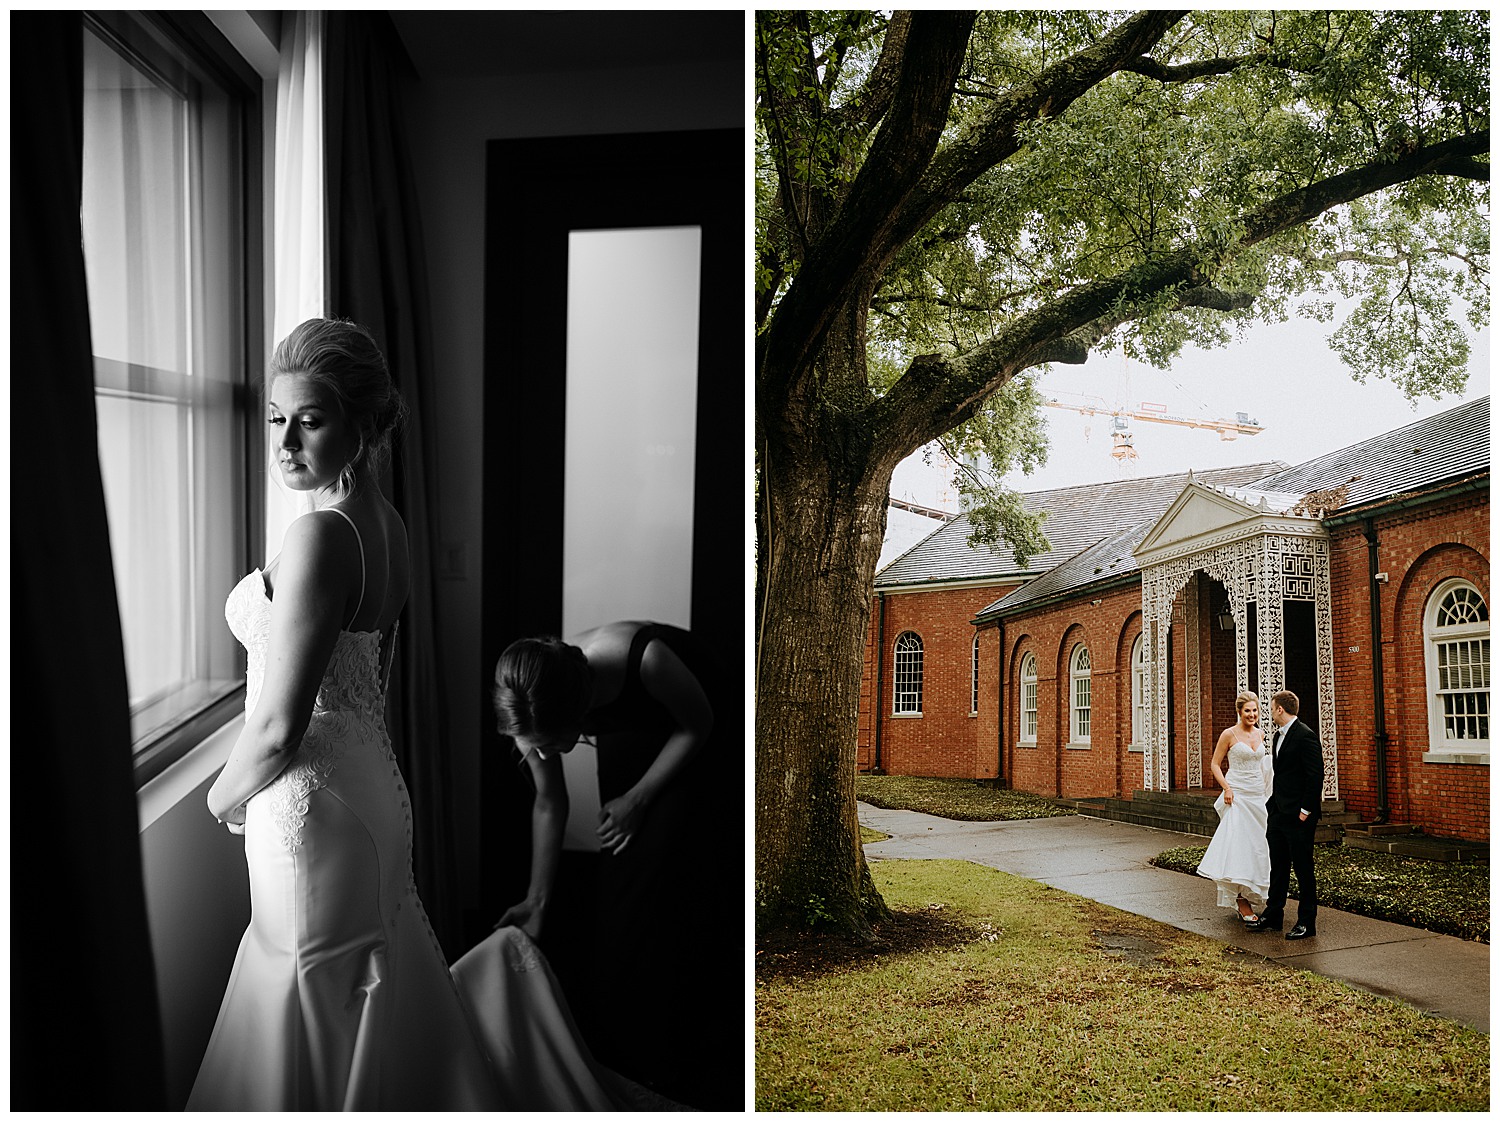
[1134,482,1338,799]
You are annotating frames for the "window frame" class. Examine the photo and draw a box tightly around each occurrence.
[1070,643,1092,745]
[1018,651,1038,746]
[1129,633,1148,751]
[893,631,924,716]
[970,633,980,717]
[1423,578,1489,762]
[83,10,267,787]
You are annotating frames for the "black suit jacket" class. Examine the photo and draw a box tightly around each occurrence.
[1269,717,1324,821]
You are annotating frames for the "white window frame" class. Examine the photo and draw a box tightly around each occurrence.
[1070,644,1092,746]
[893,631,923,716]
[1130,633,1148,752]
[83,11,264,787]
[1423,578,1489,762]
[1019,652,1037,746]
[970,633,980,716]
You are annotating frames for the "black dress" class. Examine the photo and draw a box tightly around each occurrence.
[578,623,739,1110]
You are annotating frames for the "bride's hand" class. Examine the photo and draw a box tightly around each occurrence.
[221,804,247,834]
[497,899,544,941]
[1223,788,1234,806]
[598,792,646,855]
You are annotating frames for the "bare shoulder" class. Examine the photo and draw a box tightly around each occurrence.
[282,509,359,574]
[574,620,651,660]
[269,509,360,605]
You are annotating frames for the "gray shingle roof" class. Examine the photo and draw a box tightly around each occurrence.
[975,520,1155,617]
[975,396,1491,619]
[876,462,1285,589]
[1249,396,1489,512]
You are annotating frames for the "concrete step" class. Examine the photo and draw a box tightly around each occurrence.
[1342,831,1489,863]
[1344,822,1419,837]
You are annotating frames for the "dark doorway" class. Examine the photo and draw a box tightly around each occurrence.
[477,128,743,1109]
[1283,600,1319,733]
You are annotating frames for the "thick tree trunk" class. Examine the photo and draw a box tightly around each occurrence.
[755,391,899,938]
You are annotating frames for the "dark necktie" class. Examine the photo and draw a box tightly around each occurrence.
[1273,726,1283,760]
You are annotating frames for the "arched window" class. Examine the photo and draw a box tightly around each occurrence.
[1425,580,1489,754]
[1130,633,1148,749]
[970,634,981,716]
[1070,644,1092,744]
[1019,652,1038,745]
[893,632,923,715]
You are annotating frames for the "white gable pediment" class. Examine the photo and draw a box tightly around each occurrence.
[1135,481,1320,566]
[1136,483,1261,558]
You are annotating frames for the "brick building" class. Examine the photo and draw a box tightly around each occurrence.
[859,398,1489,842]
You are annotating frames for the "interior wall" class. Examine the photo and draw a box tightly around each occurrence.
[398,61,741,923]
[138,735,253,1109]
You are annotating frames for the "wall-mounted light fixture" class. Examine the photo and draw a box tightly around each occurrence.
[1217,600,1235,631]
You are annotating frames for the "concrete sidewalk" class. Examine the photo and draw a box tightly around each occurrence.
[859,803,1489,1032]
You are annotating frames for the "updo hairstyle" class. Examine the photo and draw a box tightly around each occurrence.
[269,317,408,495]
[1234,690,1260,716]
[493,637,594,746]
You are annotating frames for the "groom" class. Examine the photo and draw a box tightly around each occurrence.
[1246,689,1323,940]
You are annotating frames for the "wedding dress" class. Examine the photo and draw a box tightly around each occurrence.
[188,508,665,1110]
[1196,737,1273,910]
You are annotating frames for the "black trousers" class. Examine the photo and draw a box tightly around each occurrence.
[1264,811,1318,928]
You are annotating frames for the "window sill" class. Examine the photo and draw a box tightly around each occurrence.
[1422,748,1489,766]
[1017,740,1037,749]
[1067,741,1091,751]
[137,714,242,832]
[891,712,923,719]
[1127,744,1145,754]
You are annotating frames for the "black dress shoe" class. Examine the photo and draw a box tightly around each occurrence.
[1244,916,1281,933]
[1285,924,1316,940]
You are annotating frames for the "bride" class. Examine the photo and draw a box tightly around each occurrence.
[188,318,662,1110]
[1196,690,1273,922]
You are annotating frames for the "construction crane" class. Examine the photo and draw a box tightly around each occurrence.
[1044,395,1264,463]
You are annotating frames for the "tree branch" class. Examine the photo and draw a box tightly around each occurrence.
[760,12,977,402]
[874,129,1487,451]
[1118,52,1270,82]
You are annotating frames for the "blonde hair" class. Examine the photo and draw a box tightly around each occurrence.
[269,317,407,497]
[1234,690,1260,715]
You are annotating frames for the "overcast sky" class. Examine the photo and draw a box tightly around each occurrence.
[881,306,1490,567]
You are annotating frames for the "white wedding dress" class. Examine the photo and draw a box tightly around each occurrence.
[1196,736,1273,910]
[188,509,668,1111]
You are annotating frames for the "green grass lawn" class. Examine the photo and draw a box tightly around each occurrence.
[756,860,1489,1111]
[857,774,1076,821]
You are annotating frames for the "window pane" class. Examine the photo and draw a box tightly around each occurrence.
[81,15,251,771]
[82,24,189,373]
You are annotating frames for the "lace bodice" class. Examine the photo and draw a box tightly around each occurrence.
[225,568,389,849]
[1223,736,1269,795]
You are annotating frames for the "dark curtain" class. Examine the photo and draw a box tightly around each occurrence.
[323,13,461,955]
[10,12,167,1108]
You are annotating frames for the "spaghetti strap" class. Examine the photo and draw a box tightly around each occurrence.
[319,506,366,629]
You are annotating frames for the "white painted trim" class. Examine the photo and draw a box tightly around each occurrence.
[137,716,241,832]
[877,576,1033,595]
[1422,750,1489,766]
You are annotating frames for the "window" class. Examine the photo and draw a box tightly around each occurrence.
[1425,580,1489,757]
[1070,644,1092,744]
[1019,652,1037,745]
[893,632,923,715]
[970,634,980,716]
[82,13,262,784]
[1130,633,1148,749]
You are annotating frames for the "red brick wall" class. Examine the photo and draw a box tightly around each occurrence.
[1000,584,1148,799]
[857,583,1019,777]
[1329,492,1489,841]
